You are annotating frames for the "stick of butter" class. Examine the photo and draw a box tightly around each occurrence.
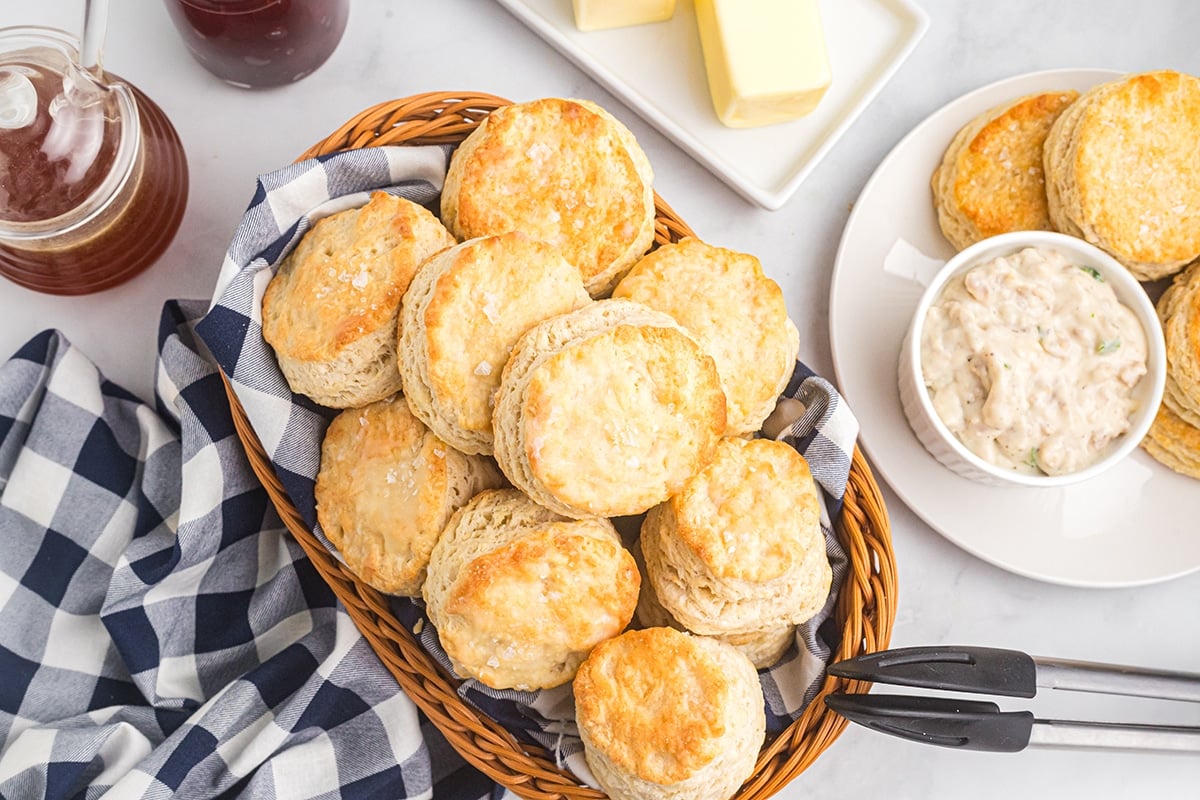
[694,0,832,128]
[572,0,676,32]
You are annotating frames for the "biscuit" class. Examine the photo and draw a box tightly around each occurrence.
[491,299,726,519]
[315,397,504,596]
[932,90,1079,250]
[710,624,795,670]
[634,540,794,669]
[1140,402,1200,479]
[398,232,592,455]
[1158,262,1200,426]
[612,237,799,435]
[262,191,456,408]
[641,437,831,636]
[423,489,639,690]
[1044,71,1200,281]
[440,98,656,297]
[574,627,765,800]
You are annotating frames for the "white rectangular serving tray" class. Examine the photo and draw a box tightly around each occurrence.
[495,0,930,210]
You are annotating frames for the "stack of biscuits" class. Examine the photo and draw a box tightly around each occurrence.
[260,97,830,800]
[1142,263,1200,478]
[931,69,1200,480]
[1043,70,1200,282]
[636,436,831,669]
[933,70,1200,280]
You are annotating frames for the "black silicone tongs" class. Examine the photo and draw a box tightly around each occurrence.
[824,645,1200,753]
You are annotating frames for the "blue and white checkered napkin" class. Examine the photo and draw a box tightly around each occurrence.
[0,303,502,799]
[196,146,860,785]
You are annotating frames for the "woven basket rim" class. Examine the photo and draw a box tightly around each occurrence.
[221,91,897,800]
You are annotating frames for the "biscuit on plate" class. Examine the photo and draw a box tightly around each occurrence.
[262,191,456,408]
[932,90,1079,250]
[640,436,831,636]
[398,231,592,455]
[440,97,656,297]
[315,396,503,596]
[1140,402,1200,479]
[574,627,765,800]
[491,299,726,519]
[1158,262,1200,427]
[1044,71,1200,281]
[633,539,794,669]
[612,237,799,436]
[422,489,639,690]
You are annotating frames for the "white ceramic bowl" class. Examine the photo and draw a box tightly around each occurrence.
[898,230,1167,488]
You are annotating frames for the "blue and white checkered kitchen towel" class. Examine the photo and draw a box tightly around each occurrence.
[0,303,503,799]
[195,145,859,784]
[0,143,858,799]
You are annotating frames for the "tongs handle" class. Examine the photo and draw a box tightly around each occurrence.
[827,645,1038,697]
[825,694,1200,753]
[1035,657,1200,703]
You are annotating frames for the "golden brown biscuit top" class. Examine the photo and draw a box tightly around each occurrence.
[1074,71,1200,264]
[669,437,820,583]
[262,192,455,360]
[423,232,591,434]
[953,90,1079,236]
[522,322,726,516]
[612,237,795,431]
[574,628,731,784]
[442,518,639,677]
[448,98,652,290]
[315,397,449,589]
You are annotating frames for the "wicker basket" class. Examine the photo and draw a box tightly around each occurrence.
[221,91,897,800]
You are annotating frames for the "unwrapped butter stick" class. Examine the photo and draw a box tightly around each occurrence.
[695,0,832,128]
[572,0,676,31]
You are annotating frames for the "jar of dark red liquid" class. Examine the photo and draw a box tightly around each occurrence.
[0,27,188,295]
[163,0,349,88]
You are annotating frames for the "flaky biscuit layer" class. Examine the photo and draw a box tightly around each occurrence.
[574,627,764,800]
[933,90,1078,250]
[613,238,799,435]
[641,437,830,636]
[1046,71,1200,280]
[492,299,726,519]
[262,191,456,407]
[399,232,591,454]
[441,98,655,297]
[316,397,502,596]
[423,489,639,690]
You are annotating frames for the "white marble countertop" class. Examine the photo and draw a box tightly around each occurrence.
[2,1,1198,798]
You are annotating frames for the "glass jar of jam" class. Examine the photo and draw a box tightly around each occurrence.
[0,26,188,295]
[163,0,350,89]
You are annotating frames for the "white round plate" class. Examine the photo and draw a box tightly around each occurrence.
[830,68,1200,588]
